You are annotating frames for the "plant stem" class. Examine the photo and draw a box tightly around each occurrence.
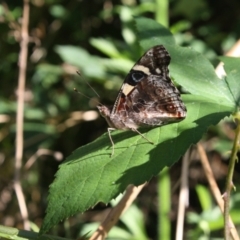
[158,167,171,240]
[89,183,146,240]
[155,0,169,27]
[14,0,30,230]
[224,113,240,240]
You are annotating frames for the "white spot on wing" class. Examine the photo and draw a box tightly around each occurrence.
[132,64,151,75]
[122,83,134,95]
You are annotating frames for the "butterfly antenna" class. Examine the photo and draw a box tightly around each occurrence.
[73,88,102,106]
[73,88,91,100]
[76,71,100,98]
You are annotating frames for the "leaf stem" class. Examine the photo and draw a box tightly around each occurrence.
[224,112,240,240]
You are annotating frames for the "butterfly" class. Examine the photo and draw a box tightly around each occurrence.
[97,45,187,156]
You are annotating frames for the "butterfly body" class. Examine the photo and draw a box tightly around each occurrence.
[97,45,187,132]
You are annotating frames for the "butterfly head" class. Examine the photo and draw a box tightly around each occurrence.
[97,105,118,129]
[97,105,111,118]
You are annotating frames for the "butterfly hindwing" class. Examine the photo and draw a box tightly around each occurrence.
[97,45,187,155]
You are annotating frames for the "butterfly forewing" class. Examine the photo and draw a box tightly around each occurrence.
[97,45,187,154]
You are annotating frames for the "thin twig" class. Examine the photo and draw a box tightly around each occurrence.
[197,143,239,240]
[89,183,146,240]
[14,0,30,230]
[224,115,240,240]
[175,149,190,240]
[24,149,63,170]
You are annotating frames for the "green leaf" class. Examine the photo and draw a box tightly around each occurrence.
[40,95,234,233]
[33,64,63,88]
[195,185,212,211]
[25,107,46,120]
[41,19,239,234]
[90,38,121,58]
[167,45,235,106]
[219,56,240,108]
[55,45,106,78]
[119,204,147,239]
[134,17,175,50]
[22,123,56,134]
[135,17,235,107]
[101,58,134,73]
[0,98,16,113]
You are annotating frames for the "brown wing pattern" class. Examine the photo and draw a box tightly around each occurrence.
[126,74,186,127]
[132,45,171,76]
[98,45,186,130]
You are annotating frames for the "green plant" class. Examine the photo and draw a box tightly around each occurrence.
[40,18,239,236]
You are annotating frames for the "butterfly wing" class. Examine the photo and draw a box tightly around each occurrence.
[110,45,186,129]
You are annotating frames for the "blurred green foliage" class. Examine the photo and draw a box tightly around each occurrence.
[0,0,240,239]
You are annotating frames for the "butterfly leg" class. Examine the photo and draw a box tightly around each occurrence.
[107,127,116,157]
[131,128,154,145]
